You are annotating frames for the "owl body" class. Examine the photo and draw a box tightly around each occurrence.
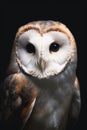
[0,21,80,130]
[24,62,76,130]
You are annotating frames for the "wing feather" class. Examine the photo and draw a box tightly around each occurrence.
[0,73,37,130]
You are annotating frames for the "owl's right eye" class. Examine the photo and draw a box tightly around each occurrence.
[26,43,35,53]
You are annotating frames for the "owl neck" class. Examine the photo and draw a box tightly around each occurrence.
[28,61,76,93]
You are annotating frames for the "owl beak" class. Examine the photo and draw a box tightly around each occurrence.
[37,58,47,72]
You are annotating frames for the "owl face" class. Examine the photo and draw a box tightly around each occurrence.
[15,21,77,78]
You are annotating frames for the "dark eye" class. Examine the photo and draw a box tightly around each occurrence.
[50,42,60,52]
[26,43,35,53]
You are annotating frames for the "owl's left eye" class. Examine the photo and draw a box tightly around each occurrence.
[26,43,35,53]
[50,42,60,52]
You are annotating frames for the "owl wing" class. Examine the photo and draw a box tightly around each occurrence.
[0,73,37,130]
[68,77,81,127]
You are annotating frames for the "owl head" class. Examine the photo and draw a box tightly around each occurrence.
[8,21,77,79]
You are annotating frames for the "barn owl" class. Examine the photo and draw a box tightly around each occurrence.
[0,20,81,130]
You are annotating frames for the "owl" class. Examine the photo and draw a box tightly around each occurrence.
[0,20,81,130]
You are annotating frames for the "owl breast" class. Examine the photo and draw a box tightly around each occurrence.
[24,62,76,130]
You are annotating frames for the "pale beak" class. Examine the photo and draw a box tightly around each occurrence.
[37,58,47,72]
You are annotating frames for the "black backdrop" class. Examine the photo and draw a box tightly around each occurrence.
[0,3,86,130]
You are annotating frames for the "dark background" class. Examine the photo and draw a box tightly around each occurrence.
[0,3,86,130]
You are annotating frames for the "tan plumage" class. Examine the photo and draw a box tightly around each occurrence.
[0,20,81,130]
